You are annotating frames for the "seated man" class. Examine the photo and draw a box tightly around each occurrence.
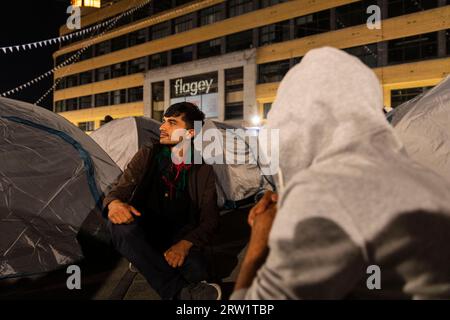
[103,102,221,300]
[232,47,450,299]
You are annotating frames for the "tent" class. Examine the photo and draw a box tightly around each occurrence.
[91,117,274,208]
[0,97,121,280]
[90,116,161,170]
[390,76,450,182]
[200,120,274,208]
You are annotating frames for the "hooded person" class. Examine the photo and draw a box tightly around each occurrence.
[231,47,450,300]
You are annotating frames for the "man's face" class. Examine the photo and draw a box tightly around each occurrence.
[160,114,194,145]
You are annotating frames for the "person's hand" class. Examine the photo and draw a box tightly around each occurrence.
[247,201,277,261]
[107,200,141,224]
[164,240,193,268]
[248,191,278,227]
[234,200,277,291]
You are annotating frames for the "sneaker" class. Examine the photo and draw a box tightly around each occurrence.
[178,281,222,300]
[128,262,138,273]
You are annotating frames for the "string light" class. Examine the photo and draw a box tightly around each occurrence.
[0,0,149,100]
[0,0,151,54]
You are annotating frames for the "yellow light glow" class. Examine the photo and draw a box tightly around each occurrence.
[71,0,101,8]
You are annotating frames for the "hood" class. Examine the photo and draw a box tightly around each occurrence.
[266,47,405,189]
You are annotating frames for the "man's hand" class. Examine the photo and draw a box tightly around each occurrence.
[247,201,277,261]
[107,200,141,224]
[234,192,278,291]
[248,191,278,227]
[164,240,193,268]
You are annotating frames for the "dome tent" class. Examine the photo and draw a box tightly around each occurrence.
[91,117,273,208]
[90,116,161,171]
[200,120,274,208]
[0,97,121,279]
[390,76,450,182]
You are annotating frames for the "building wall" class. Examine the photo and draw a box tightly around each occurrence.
[53,0,450,130]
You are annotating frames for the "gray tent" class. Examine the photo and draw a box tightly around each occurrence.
[200,120,273,208]
[91,117,273,208]
[391,76,450,182]
[0,97,121,279]
[90,116,160,170]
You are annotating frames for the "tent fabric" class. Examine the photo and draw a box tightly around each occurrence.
[90,116,160,171]
[200,120,272,208]
[0,97,121,279]
[392,76,450,182]
[91,117,272,208]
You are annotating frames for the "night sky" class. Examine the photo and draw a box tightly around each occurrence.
[0,0,70,110]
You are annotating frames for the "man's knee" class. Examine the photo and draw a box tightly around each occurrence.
[108,220,142,245]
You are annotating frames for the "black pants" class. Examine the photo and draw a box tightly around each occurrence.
[108,220,209,299]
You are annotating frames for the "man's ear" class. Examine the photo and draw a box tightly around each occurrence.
[187,128,195,139]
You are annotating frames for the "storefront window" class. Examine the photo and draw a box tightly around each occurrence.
[152,82,165,121]
[170,72,219,118]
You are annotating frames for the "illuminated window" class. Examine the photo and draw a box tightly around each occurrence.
[71,0,101,8]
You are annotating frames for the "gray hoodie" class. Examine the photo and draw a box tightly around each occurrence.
[232,47,450,300]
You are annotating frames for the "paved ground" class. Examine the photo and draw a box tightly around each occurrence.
[1,206,251,300]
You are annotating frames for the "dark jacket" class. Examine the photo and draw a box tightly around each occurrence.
[103,143,220,248]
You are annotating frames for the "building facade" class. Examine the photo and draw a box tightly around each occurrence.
[53,0,450,132]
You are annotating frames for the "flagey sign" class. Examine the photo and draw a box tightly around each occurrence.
[171,72,218,98]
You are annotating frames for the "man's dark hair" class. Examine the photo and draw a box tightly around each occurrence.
[164,102,205,129]
[104,115,114,123]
